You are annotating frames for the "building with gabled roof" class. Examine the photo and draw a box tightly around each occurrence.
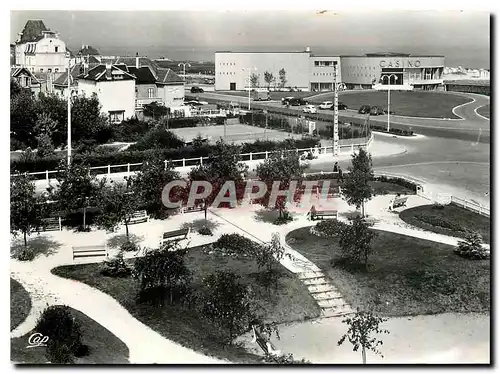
[11,66,42,94]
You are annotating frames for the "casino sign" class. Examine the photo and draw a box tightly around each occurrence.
[379,59,421,68]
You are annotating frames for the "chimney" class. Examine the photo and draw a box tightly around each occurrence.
[136,52,139,69]
[306,47,311,53]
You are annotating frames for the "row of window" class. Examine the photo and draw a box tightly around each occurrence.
[39,68,59,73]
[312,72,337,76]
[220,62,236,66]
[313,61,338,67]
[219,72,236,75]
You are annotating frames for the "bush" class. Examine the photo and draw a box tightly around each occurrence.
[129,127,185,151]
[120,241,138,252]
[263,353,310,364]
[100,253,132,277]
[214,233,259,257]
[313,219,348,238]
[273,215,293,225]
[198,226,213,236]
[454,231,489,260]
[46,342,75,364]
[415,213,465,232]
[36,305,84,358]
[373,175,417,191]
[17,247,36,261]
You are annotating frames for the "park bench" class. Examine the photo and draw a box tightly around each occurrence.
[389,196,409,211]
[160,228,191,246]
[181,205,205,214]
[127,210,149,224]
[251,325,282,357]
[72,245,107,260]
[310,209,338,221]
[38,217,62,232]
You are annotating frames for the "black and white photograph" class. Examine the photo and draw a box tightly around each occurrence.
[8,6,491,365]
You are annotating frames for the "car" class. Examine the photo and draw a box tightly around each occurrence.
[289,97,308,106]
[303,105,317,114]
[281,96,295,105]
[383,109,396,115]
[327,102,348,110]
[319,101,333,109]
[358,105,371,114]
[190,86,204,93]
[370,106,385,115]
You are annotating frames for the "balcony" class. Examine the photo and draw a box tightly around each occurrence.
[135,97,164,109]
[407,78,444,85]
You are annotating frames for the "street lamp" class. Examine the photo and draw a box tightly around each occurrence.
[66,51,72,165]
[242,67,257,110]
[380,73,398,133]
[178,62,191,82]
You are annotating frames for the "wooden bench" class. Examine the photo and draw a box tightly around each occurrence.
[390,196,408,210]
[38,217,62,232]
[127,210,148,224]
[181,204,205,214]
[310,209,338,220]
[251,326,281,357]
[72,245,107,260]
[160,228,191,246]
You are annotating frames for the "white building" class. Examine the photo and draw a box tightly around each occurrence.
[14,20,69,73]
[77,64,136,123]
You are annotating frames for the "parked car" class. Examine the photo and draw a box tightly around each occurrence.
[281,96,295,105]
[327,102,348,110]
[358,105,371,114]
[370,106,385,115]
[303,105,317,114]
[383,109,396,115]
[191,86,204,93]
[289,97,308,106]
[252,90,271,101]
[319,101,333,109]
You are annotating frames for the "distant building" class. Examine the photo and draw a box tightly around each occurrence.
[14,20,69,73]
[52,63,83,97]
[444,79,490,96]
[11,66,42,94]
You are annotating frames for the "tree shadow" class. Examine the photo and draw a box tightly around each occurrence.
[107,233,144,249]
[253,209,280,223]
[339,211,380,224]
[181,218,220,232]
[10,234,62,260]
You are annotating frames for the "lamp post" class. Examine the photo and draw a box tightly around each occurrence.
[178,62,191,82]
[66,51,72,165]
[380,73,398,133]
[332,62,339,157]
[242,67,256,110]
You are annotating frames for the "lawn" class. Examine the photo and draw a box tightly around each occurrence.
[214,91,314,100]
[399,203,490,244]
[370,181,415,196]
[286,227,490,317]
[11,306,129,364]
[11,279,32,331]
[309,91,470,119]
[52,244,320,364]
[477,104,490,119]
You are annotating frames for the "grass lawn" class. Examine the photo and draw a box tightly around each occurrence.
[310,91,470,119]
[52,244,320,364]
[399,203,490,244]
[11,306,129,364]
[370,181,415,196]
[11,279,32,331]
[477,104,490,119]
[214,91,314,100]
[286,227,490,317]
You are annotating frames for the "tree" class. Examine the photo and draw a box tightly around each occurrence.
[133,243,191,305]
[264,71,274,90]
[250,73,260,89]
[256,151,306,220]
[131,127,185,151]
[10,173,44,248]
[279,68,287,89]
[143,101,169,120]
[199,270,254,344]
[338,216,377,270]
[55,161,103,230]
[338,309,390,364]
[36,132,55,158]
[132,152,181,218]
[36,93,67,148]
[454,231,489,260]
[96,181,139,240]
[10,88,37,148]
[254,233,285,291]
[71,93,111,146]
[341,148,374,217]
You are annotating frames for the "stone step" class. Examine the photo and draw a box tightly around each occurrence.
[317,299,345,308]
[312,290,344,300]
[321,304,355,318]
[298,271,325,280]
[302,277,329,286]
[308,283,336,293]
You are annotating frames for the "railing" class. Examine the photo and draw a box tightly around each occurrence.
[450,196,490,217]
[135,98,164,109]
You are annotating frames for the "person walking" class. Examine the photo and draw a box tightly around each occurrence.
[333,162,339,173]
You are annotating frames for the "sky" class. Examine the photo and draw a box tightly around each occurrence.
[10,10,490,68]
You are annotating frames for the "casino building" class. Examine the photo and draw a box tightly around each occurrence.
[215,49,445,92]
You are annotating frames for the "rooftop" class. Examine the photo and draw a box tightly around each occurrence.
[78,45,100,56]
[17,20,50,44]
[78,64,135,82]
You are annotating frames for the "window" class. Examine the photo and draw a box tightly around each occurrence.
[55,68,59,72]
[55,46,59,52]
[48,68,52,73]
[109,111,125,124]
[148,88,155,98]
[40,68,44,72]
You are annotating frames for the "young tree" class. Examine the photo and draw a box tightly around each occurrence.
[250,73,260,89]
[341,148,374,217]
[338,216,377,270]
[264,71,274,90]
[132,152,181,218]
[200,270,254,344]
[143,101,169,120]
[10,174,44,248]
[133,243,191,305]
[338,309,390,364]
[96,181,139,240]
[36,132,55,158]
[454,230,489,260]
[36,93,67,148]
[278,68,287,89]
[254,233,285,291]
[256,151,307,220]
[71,93,111,146]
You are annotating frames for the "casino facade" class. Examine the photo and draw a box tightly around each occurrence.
[215,50,445,92]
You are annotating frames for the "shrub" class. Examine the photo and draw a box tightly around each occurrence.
[454,231,489,260]
[36,305,84,357]
[273,215,293,225]
[314,219,348,238]
[120,241,138,252]
[100,253,132,277]
[373,175,417,191]
[214,233,259,257]
[415,213,465,232]
[129,127,185,151]
[198,226,213,236]
[263,353,310,364]
[17,247,36,261]
[46,342,75,364]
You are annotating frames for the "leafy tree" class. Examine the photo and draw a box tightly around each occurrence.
[10,88,37,147]
[133,243,191,305]
[131,127,185,151]
[256,151,306,220]
[10,173,44,248]
[36,132,55,158]
[341,148,374,217]
[278,68,287,89]
[264,71,274,90]
[250,73,260,89]
[199,270,254,344]
[36,93,67,148]
[192,133,206,149]
[71,93,111,146]
[55,160,103,230]
[10,78,26,97]
[143,101,170,119]
[132,152,181,218]
[254,233,285,291]
[454,231,489,260]
[96,181,139,239]
[338,309,390,364]
[338,216,377,270]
